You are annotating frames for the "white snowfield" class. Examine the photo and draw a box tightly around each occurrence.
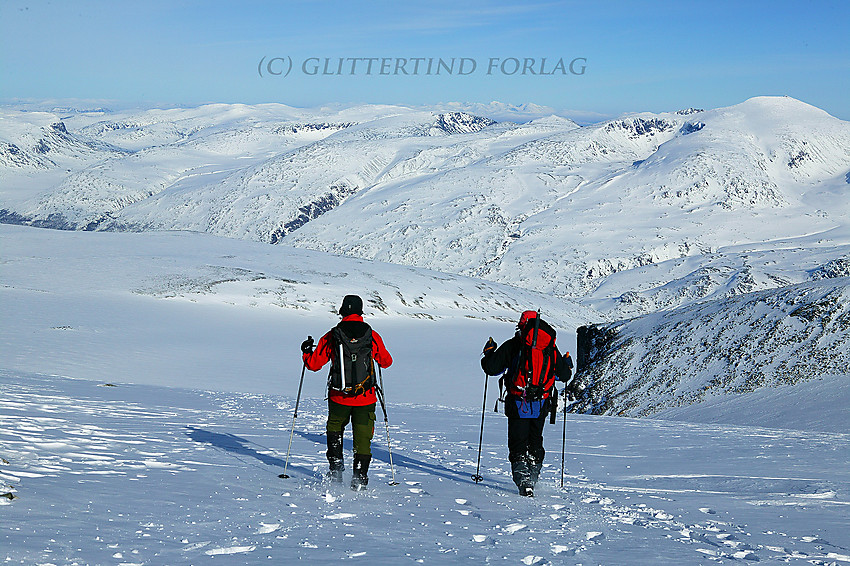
[1,372,848,565]
[0,224,595,403]
[2,224,849,565]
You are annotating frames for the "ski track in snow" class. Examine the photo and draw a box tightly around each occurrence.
[2,371,849,565]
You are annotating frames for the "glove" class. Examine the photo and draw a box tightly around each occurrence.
[566,378,582,402]
[301,336,314,354]
[483,337,497,356]
[558,351,574,383]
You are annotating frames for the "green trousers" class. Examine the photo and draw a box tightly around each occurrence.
[327,401,376,455]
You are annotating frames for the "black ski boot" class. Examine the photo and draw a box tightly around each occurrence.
[512,455,536,497]
[511,458,531,491]
[528,453,543,488]
[350,453,371,491]
[326,431,344,483]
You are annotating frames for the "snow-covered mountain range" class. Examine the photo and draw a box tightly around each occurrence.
[2,96,849,419]
[3,97,848,316]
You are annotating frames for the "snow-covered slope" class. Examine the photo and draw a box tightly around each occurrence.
[0,109,126,171]
[573,277,850,419]
[3,97,848,317]
[0,103,366,228]
[0,224,596,406]
[585,226,850,319]
[3,370,849,564]
[284,97,850,304]
[99,110,510,243]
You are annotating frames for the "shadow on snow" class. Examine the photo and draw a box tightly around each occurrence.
[184,426,510,491]
[295,430,508,490]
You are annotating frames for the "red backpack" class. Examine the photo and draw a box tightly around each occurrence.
[507,316,558,401]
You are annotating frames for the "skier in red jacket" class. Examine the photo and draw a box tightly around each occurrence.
[482,310,575,496]
[301,295,393,490]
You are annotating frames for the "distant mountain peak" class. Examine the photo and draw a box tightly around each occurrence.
[430,112,497,135]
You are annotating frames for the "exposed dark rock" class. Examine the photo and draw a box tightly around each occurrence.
[570,279,850,417]
[269,181,360,243]
[680,122,705,135]
[430,112,496,135]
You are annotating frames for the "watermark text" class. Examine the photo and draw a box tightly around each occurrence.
[257,56,587,78]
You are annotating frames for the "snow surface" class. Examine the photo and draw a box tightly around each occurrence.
[3,224,849,564]
[655,375,850,434]
[0,224,596,407]
[2,371,848,565]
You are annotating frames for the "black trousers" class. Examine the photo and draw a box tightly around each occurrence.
[505,396,549,487]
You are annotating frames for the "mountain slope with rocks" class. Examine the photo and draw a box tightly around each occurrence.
[573,277,850,418]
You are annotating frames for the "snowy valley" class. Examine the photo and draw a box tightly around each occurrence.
[3,96,849,315]
[2,96,849,564]
[2,96,849,412]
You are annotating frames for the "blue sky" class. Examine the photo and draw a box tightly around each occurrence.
[1,0,848,119]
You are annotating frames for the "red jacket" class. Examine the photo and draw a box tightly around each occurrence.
[302,314,393,406]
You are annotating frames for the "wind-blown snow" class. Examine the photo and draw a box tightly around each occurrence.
[2,371,848,564]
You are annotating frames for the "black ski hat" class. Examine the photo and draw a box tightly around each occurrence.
[339,295,363,317]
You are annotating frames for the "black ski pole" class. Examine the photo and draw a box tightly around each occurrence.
[376,366,400,486]
[279,360,308,479]
[560,389,568,489]
[472,366,488,484]
[550,387,558,425]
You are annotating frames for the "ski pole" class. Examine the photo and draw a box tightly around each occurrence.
[472,367,488,484]
[560,389,568,489]
[560,353,575,489]
[279,361,307,479]
[376,366,400,486]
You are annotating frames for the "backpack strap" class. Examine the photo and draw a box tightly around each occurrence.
[531,310,541,348]
[494,374,506,412]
